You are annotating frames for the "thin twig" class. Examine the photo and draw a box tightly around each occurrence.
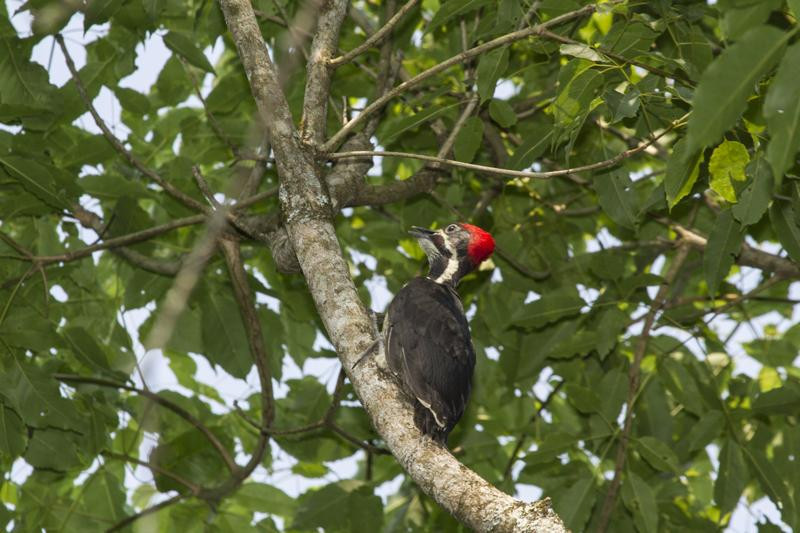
[55,35,206,214]
[596,243,691,532]
[54,374,239,474]
[13,215,205,266]
[538,29,695,85]
[219,239,274,478]
[330,0,420,66]
[322,3,609,151]
[101,451,201,495]
[106,494,185,532]
[192,166,221,208]
[327,117,682,179]
[143,206,229,351]
[501,380,565,482]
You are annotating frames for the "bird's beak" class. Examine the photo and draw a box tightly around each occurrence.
[408,226,436,240]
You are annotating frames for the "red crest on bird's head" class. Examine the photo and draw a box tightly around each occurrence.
[461,223,495,265]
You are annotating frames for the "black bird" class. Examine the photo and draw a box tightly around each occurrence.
[382,222,495,445]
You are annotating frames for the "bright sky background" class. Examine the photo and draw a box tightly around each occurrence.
[4,2,798,531]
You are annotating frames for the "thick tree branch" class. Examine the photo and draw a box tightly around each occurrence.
[219,0,567,529]
[330,0,420,66]
[300,0,349,146]
[672,223,800,277]
[322,3,605,152]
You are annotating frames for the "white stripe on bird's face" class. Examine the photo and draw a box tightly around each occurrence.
[433,234,459,285]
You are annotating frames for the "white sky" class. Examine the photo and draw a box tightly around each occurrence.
[4,2,798,531]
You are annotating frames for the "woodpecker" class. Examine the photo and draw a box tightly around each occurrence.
[383,222,495,445]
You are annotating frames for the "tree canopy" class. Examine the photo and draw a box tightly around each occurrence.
[1,0,800,531]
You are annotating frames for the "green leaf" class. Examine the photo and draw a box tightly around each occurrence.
[0,405,26,458]
[595,307,627,357]
[714,440,749,515]
[599,368,627,421]
[511,291,585,329]
[63,327,110,371]
[732,157,773,226]
[664,139,703,209]
[0,156,69,210]
[453,116,484,163]
[636,436,679,473]
[752,385,800,415]
[564,383,601,414]
[686,25,790,153]
[163,32,215,73]
[477,47,509,102]
[550,331,597,359]
[703,209,743,296]
[507,126,552,170]
[143,0,166,19]
[720,0,782,38]
[25,429,81,470]
[379,103,459,144]
[553,477,595,532]
[150,428,231,492]
[427,0,490,30]
[292,482,383,532]
[560,43,604,62]
[594,169,638,228]
[84,0,124,30]
[0,354,82,429]
[78,471,127,526]
[708,140,750,203]
[769,201,800,264]
[764,42,800,187]
[114,87,151,115]
[488,99,517,128]
[622,471,658,533]
[685,410,725,452]
[233,483,297,518]
[199,286,253,379]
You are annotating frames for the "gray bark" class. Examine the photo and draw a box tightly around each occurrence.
[217,1,567,530]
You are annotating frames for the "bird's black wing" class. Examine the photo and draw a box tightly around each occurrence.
[384,277,475,441]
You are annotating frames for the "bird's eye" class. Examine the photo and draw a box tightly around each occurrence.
[446,224,458,233]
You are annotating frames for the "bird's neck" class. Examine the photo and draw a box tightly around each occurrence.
[427,256,471,286]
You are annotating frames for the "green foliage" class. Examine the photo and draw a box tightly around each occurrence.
[1,0,800,532]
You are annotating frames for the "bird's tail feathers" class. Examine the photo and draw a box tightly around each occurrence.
[414,404,449,445]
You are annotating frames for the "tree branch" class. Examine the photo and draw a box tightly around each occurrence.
[327,116,682,180]
[597,243,691,532]
[300,0,350,146]
[101,450,201,495]
[220,0,568,528]
[330,0,420,67]
[671,222,800,277]
[55,35,206,214]
[54,374,238,474]
[322,3,606,152]
[107,494,185,532]
[538,29,695,86]
[219,239,273,478]
[19,214,204,266]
